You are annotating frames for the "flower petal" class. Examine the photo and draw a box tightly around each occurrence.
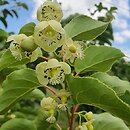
[36,62,48,85]
[47,59,61,69]
[60,62,71,74]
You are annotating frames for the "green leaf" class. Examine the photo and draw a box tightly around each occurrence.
[0,49,29,72]
[0,17,7,28]
[93,113,129,130]
[75,46,125,74]
[0,68,40,114]
[11,10,18,18]
[3,9,13,18]
[1,118,36,130]
[91,72,130,96]
[64,15,108,41]
[24,89,45,100]
[0,28,9,41]
[0,1,9,6]
[17,2,28,10]
[19,22,36,36]
[92,72,130,105]
[66,75,130,124]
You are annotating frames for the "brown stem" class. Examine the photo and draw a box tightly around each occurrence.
[39,56,49,61]
[69,104,80,130]
[44,85,57,95]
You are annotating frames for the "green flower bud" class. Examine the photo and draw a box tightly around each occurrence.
[20,36,37,52]
[75,125,88,130]
[37,0,63,22]
[41,97,57,112]
[36,59,71,85]
[85,112,93,121]
[34,20,65,52]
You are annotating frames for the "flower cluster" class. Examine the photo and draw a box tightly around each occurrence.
[75,111,94,130]
[40,89,70,123]
[7,34,41,62]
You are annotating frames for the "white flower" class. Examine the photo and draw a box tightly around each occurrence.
[36,59,71,85]
[7,34,27,60]
[37,0,63,22]
[61,38,84,62]
[34,20,65,52]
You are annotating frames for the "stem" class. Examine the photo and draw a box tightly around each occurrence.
[56,123,62,130]
[69,104,80,130]
[39,56,49,61]
[44,85,57,95]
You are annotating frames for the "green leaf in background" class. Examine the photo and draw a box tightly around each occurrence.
[93,113,129,130]
[0,49,29,72]
[19,22,36,36]
[0,68,40,114]
[1,118,36,130]
[75,46,125,74]
[0,17,7,28]
[66,75,130,124]
[64,15,108,41]
[91,72,130,105]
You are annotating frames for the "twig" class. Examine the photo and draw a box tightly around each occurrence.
[44,85,57,95]
[69,104,80,130]
[39,56,49,61]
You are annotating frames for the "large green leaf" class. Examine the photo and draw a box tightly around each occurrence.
[64,15,108,41]
[93,113,129,130]
[75,46,125,74]
[92,72,130,105]
[19,22,36,36]
[0,68,40,114]
[66,75,130,124]
[1,118,36,130]
[0,49,29,71]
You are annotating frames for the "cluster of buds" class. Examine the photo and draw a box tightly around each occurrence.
[40,89,70,123]
[75,112,94,130]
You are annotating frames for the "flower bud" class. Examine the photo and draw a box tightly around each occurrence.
[41,97,57,112]
[20,36,37,52]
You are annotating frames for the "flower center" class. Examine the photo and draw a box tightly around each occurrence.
[50,68,58,77]
[69,45,77,53]
[44,26,56,38]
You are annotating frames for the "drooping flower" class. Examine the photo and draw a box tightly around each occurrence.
[36,59,71,85]
[7,34,27,60]
[37,0,63,22]
[41,97,57,123]
[34,20,65,52]
[57,89,70,111]
[61,38,84,62]
[7,34,42,62]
